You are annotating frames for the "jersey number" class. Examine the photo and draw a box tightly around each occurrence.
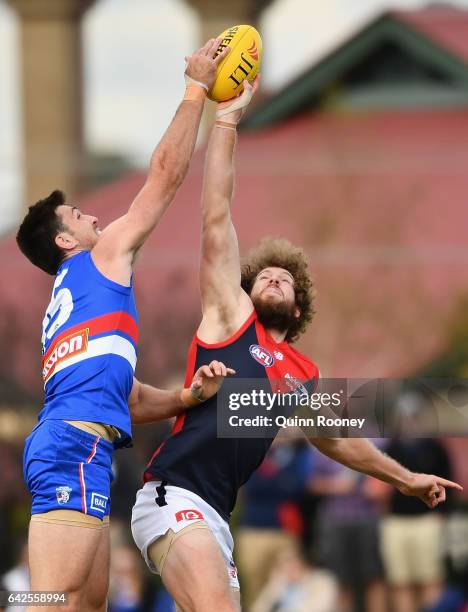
[41,268,74,349]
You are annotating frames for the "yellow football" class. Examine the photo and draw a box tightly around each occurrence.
[208,25,262,102]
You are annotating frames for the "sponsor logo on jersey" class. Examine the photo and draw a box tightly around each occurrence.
[249,344,275,367]
[284,372,309,396]
[42,328,89,382]
[56,486,72,505]
[274,350,284,361]
[175,509,204,522]
[90,492,108,513]
[229,559,238,579]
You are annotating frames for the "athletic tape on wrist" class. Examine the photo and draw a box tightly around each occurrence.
[216,84,254,119]
[215,120,237,131]
[184,85,207,102]
[184,73,209,91]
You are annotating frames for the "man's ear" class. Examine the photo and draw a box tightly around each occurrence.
[55,231,78,251]
[294,306,301,319]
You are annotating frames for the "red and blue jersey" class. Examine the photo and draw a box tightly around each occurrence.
[39,251,138,446]
[144,311,319,520]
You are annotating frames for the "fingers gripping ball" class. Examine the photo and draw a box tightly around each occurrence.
[208,25,262,102]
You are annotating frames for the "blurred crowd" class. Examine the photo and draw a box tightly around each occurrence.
[1,422,468,612]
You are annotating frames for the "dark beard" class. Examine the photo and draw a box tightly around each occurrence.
[252,294,296,336]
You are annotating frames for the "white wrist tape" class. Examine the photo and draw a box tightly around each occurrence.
[184,73,209,91]
[216,83,254,120]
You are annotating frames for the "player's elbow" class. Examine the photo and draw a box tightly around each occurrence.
[201,223,229,256]
[201,205,231,229]
[150,148,189,190]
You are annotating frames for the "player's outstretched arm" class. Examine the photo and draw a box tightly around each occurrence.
[129,360,235,424]
[92,39,230,285]
[309,437,463,508]
[198,79,259,344]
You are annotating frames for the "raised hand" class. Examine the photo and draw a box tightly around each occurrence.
[190,360,236,402]
[216,75,260,125]
[185,38,230,90]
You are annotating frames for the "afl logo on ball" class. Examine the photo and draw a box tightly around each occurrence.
[249,344,275,367]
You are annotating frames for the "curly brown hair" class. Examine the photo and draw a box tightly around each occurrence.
[241,237,316,343]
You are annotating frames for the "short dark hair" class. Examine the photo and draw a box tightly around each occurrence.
[241,237,316,343]
[16,190,67,275]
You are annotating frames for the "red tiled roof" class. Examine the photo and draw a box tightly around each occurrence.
[2,109,468,392]
[393,6,468,63]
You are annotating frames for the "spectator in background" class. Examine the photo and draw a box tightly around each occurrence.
[0,541,29,612]
[425,508,468,612]
[380,437,453,612]
[251,543,338,612]
[235,437,315,610]
[310,448,387,612]
[108,545,145,612]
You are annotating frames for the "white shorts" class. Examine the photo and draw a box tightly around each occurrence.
[131,480,239,589]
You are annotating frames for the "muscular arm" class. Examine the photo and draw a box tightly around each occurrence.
[92,40,229,285]
[310,437,462,508]
[198,84,259,343]
[128,360,234,424]
[311,438,411,488]
[128,379,187,424]
[198,126,252,342]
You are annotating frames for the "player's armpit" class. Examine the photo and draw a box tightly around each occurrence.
[93,176,176,265]
[197,291,253,344]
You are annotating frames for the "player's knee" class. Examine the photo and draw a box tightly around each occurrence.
[82,567,109,611]
[82,588,108,612]
[81,599,107,612]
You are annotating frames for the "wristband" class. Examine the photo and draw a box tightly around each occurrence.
[184,73,209,91]
[184,85,207,102]
[215,120,237,131]
[180,387,204,408]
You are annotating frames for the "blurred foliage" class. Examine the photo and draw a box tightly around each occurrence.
[420,296,468,377]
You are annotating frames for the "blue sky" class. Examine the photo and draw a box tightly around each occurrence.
[1,0,468,233]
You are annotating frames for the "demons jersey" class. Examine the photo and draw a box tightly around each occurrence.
[145,311,319,520]
[39,251,138,446]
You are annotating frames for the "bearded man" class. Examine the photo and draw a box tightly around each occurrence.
[131,79,461,612]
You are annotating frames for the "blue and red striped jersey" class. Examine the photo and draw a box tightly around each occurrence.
[39,251,138,446]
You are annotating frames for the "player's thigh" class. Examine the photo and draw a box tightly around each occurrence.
[174,588,240,612]
[82,518,110,611]
[232,588,241,611]
[28,515,103,596]
[153,528,237,612]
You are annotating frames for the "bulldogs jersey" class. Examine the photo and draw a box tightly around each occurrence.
[144,311,318,520]
[39,251,138,446]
